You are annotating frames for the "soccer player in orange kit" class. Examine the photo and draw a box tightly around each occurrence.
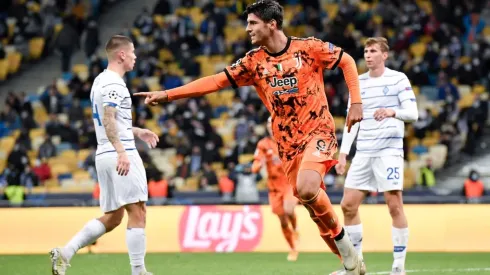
[252,116,299,261]
[135,1,365,273]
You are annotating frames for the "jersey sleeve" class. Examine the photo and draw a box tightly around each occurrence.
[396,74,416,104]
[101,83,126,109]
[308,38,344,70]
[224,53,256,89]
[395,74,419,122]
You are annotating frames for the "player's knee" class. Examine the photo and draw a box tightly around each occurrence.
[387,202,403,218]
[296,171,322,201]
[385,191,404,218]
[340,199,358,218]
[126,202,146,226]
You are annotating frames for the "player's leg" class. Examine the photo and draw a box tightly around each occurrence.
[270,192,297,260]
[50,156,124,275]
[297,167,361,273]
[374,156,408,274]
[283,191,298,233]
[125,202,149,275]
[123,154,151,275]
[341,156,374,260]
[303,203,341,260]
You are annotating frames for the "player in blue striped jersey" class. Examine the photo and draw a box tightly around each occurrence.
[50,35,157,275]
[330,37,418,275]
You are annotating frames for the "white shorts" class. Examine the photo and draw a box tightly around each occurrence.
[344,155,404,192]
[95,152,148,213]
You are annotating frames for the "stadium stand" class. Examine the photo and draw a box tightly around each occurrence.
[0,0,122,83]
[1,0,489,206]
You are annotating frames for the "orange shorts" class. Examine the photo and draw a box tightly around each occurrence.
[282,135,338,199]
[269,188,298,215]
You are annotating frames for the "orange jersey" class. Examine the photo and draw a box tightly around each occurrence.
[224,37,342,162]
[253,136,289,192]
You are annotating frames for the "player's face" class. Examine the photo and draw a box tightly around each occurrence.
[364,43,387,70]
[120,43,137,71]
[246,13,274,45]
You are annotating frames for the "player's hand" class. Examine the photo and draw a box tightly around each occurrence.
[346,103,363,132]
[374,108,395,121]
[137,129,160,148]
[335,154,347,175]
[117,151,130,176]
[133,91,168,105]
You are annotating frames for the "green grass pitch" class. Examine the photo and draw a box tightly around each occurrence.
[1,252,490,274]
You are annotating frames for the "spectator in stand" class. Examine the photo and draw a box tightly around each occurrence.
[462,169,485,203]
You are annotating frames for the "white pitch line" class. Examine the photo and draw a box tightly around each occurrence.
[367,267,490,274]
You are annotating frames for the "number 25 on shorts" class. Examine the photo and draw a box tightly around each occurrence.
[387,167,400,180]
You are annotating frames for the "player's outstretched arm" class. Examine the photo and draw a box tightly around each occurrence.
[132,127,159,148]
[103,106,130,176]
[134,72,231,105]
[337,52,363,132]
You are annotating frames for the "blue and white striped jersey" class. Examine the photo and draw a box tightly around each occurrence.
[340,67,418,158]
[90,69,136,156]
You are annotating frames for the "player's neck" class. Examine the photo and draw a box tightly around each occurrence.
[107,63,126,78]
[368,65,385,78]
[262,32,288,55]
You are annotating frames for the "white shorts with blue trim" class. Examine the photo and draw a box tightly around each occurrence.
[95,151,148,212]
[344,155,404,192]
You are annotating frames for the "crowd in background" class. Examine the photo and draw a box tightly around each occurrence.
[1,0,489,203]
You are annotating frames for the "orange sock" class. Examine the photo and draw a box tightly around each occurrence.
[289,213,297,231]
[310,215,341,259]
[281,227,296,250]
[305,190,342,237]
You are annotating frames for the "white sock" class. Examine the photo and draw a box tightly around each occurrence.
[392,226,409,270]
[126,228,147,275]
[345,224,363,259]
[62,219,106,262]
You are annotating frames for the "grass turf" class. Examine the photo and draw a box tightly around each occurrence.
[1,252,490,275]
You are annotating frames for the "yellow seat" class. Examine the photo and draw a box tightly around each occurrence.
[29,128,45,140]
[50,163,71,176]
[60,150,77,160]
[7,51,22,74]
[72,64,88,75]
[472,84,485,95]
[211,162,224,171]
[73,170,91,181]
[158,48,174,62]
[0,136,16,153]
[239,154,254,164]
[184,176,199,191]
[77,149,93,162]
[153,15,165,27]
[422,137,438,147]
[410,42,427,58]
[0,59,8,81]
[28,37,45,60]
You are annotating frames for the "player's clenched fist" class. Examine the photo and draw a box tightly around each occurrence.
[134,91,168,105]
[346,103,363,132]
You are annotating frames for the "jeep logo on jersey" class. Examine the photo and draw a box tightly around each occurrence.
[269,76,298,88]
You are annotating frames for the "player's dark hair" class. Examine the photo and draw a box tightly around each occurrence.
[244,0,284,30]
[105,35,133,53]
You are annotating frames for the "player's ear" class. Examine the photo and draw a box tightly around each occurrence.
[269,19,277,30]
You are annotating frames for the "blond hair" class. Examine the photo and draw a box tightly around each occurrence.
[364,37,389,52]
[105,35,133,56]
